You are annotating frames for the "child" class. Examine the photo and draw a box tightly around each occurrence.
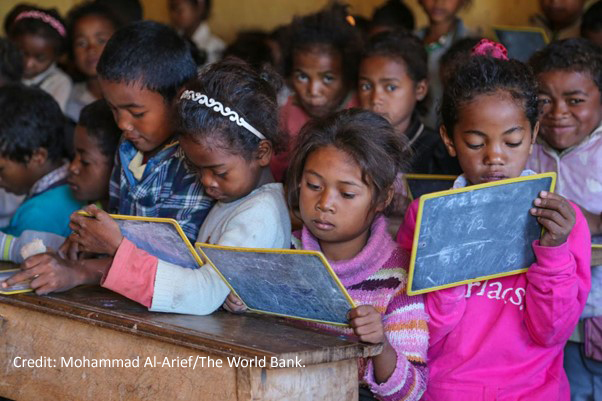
[0,99,121,266]
[93,20,213,241]
[276,109,427,400]
[7,21,213,295]
[64,1,122,122]
[0,38,25,227]
[416,0,475,129]
[359,29,460,175]
[0,84,83,237]
[528,38,602,399]
[68,99,121,210]
[8,5,72,112]
[168,0,225,64]
[0,37,23,86]
[397,46,591,399]
[581,0,602,46]
[65,58,291,315]
[368,0,415,36]
[531,0,585,41]
[270,4,362,183]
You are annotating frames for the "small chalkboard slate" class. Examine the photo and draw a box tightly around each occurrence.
[195,243,356,326]
[493,25,549,62]
[112,215,202,270]
[403,174,456,200]
[0,269,32,294]
[407,173,556,295]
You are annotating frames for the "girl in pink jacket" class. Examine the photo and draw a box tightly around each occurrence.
[397,42,592,400]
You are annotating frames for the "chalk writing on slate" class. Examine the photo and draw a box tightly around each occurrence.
[197,245,355,325]
[115,217,200,270]
[408,173,555,295]
[494,26,548,62]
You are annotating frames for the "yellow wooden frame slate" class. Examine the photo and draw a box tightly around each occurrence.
[77,212,204,268]
[195,242,356,326]
[403,174,457,201]
[492,25,550,46]
[407,172,557,295]
[0,268,33,295]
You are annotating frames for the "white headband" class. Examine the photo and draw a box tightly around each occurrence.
[180,90,266,140]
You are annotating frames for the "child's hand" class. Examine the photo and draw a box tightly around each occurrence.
[348,305,386,344]
[530,191,576,247]
[59,236,82,260]
[2,251,82,295]
[223,292,247,313]
[69,204,123,256]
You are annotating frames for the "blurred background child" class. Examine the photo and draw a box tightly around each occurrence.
[64,1,122,122]
[7,4,72,111]
[416,0,475,130]
[581,0,602,46]
[368,0,415,36]
[0,98,120,267]
[168,0,225,64]
[531,0,586,41]
[271,3,362,183]
[0,37,25,228]
[0,84,82,237]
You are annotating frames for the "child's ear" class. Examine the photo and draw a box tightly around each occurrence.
[415,79,428,102]
[439,125,457,157]
[529,121,540,155]
[28,148,49,168]
[255,140,273,167]
[376,186,395,213]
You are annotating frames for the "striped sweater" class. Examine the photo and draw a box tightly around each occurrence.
[294,215,428,401]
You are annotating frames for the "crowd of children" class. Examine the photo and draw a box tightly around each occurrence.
[0,0,601,399]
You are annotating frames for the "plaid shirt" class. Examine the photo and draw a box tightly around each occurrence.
[109,139,213,241]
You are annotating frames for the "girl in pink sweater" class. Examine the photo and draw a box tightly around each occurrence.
[253,109,428,400]
[397,43,592,400]
[229,109,428,400]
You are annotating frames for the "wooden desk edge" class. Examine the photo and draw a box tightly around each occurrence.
[0,291,382,366]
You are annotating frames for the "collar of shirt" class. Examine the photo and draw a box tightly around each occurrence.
[28,162,69,199]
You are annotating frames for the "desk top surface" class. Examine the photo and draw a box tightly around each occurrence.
[0,285,381,365]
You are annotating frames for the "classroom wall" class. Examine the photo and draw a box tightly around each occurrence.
[1,0,539,41]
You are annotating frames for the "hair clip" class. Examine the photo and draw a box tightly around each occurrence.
[472,39,509,61]
[14,10,66,38]
[180,90,266,140]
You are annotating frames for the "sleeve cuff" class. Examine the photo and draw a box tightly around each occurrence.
[531,239,572,271]
[101,237,136,288]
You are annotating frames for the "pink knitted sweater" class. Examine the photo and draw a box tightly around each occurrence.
[295,215,428,401]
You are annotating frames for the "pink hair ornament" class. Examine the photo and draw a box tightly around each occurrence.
[14,10,66,38]
[472,39,509,61]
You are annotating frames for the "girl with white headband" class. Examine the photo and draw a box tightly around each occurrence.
[89,58,292,315]
[8,5,72,112]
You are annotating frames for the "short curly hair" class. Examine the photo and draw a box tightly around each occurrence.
[285,3,362,87]
[529,38,602,94]
[441,56,539,134]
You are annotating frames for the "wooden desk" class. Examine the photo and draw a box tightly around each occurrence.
[0,286,380,401]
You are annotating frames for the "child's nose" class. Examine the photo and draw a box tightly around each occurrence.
[316,190,335,212]
[308,80,322,97]
[69,159,80,174]
[115,113,134,133]
[484,144,504,164]
[200,170,217,189]
[550,100,569,118]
